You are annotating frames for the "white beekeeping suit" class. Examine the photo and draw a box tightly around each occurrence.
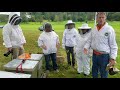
[38,22,59,72]
[62,20,78,67]
[62,20,78,49]
[75,23,92,75]
[3,12,25,48]
[62,28,78,48]
[2,12,26,59]
[38,31,60,55]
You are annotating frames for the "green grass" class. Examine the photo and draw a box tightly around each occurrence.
[0,21,120,78]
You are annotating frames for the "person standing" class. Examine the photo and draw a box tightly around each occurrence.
[3,12,26,59]
[75,23,92,76]
[84,12,118,78]
[62,20,78,67]
[38,22,60,73]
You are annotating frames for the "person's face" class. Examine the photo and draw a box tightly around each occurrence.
[82,29,87,33]
[68,24,74,29]
[80,29,88,34]
[45,27,52,32]
[97,14,106,26]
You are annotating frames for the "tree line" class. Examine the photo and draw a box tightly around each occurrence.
[0,12,120,23]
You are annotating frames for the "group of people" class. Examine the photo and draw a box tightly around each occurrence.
[2,12,118,78]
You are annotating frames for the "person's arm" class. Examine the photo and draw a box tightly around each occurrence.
[108,27,118,66]
[19,26,26,45]
[62,30,66,49]
[2,26,12,51]
[84,31,92,54]
[56,35,60,48]
[74,30,79,54]
[38,35,47,50]
[74,28,79,45]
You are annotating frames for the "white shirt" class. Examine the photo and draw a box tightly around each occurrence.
[62,28,78,47]
[84,23,118,60]
[2,23,26,48]
[38,31,60,55]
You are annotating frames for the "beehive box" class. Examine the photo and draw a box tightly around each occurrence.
[30,54,44,78]
[4,59,39,78]
[18,54,44,78]
[0,71,31,78]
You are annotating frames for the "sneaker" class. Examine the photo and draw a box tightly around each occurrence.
[46,70,50,74]
[77,72,81,74]
[84,74,89,76]
[72,66,76,69]
[54,69,59,73]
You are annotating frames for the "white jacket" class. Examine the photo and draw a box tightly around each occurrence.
[84,23,118,60]
[75,31,92,57]
[62,28,78,47]
[2,13,26,48]
[38,31,60,55]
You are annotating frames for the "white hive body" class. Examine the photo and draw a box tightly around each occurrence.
[4,59,39,78]
[29,54,44,78]
[0,71,31,78]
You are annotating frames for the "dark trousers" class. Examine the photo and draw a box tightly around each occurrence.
[92,53,110,78]
[44,53,58,70]
[65,46,75,66]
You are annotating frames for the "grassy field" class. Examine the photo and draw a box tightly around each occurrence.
[0,21,120,78]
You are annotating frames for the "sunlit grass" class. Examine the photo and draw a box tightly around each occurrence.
[0,21,120,78]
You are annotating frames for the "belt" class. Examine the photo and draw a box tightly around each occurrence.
[93,50,108,55]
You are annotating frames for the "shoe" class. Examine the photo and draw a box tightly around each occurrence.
[84,74,89,76]
[72,66,76,69]
[77,72,81,74]
[54,69,59,73]
[68,62,71,66]
[46,70,50,74]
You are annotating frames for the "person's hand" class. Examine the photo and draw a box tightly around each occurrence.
[62,44,65,49]
[56,43,60,48]
[84,48,88,54]
[41,45,47,50]
[109,59,116,66]
[7,47,12,52]
[23,43,26,46]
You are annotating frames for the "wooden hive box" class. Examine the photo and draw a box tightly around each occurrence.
[29,54,44,78]
[4,59,39,78]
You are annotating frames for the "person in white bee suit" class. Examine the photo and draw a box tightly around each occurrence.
[62,20,78,67]
[84,12,118,78]
[75,23,92,76]
[38,22,60,73]
[2,12,26,59]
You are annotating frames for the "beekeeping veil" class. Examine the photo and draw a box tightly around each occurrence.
[39,22,54,31]
[44,22,53,32]
[8,12,22,25]
[78,23,91,35]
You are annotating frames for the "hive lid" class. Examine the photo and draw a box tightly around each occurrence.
[4,59,39,71]
[30,54,44,61]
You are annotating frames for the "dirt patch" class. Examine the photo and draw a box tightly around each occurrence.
[56,51,65,64]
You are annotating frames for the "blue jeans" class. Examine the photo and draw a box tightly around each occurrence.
[92,53,110,78]
[65,46,75,66]
[44,53,58,70]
